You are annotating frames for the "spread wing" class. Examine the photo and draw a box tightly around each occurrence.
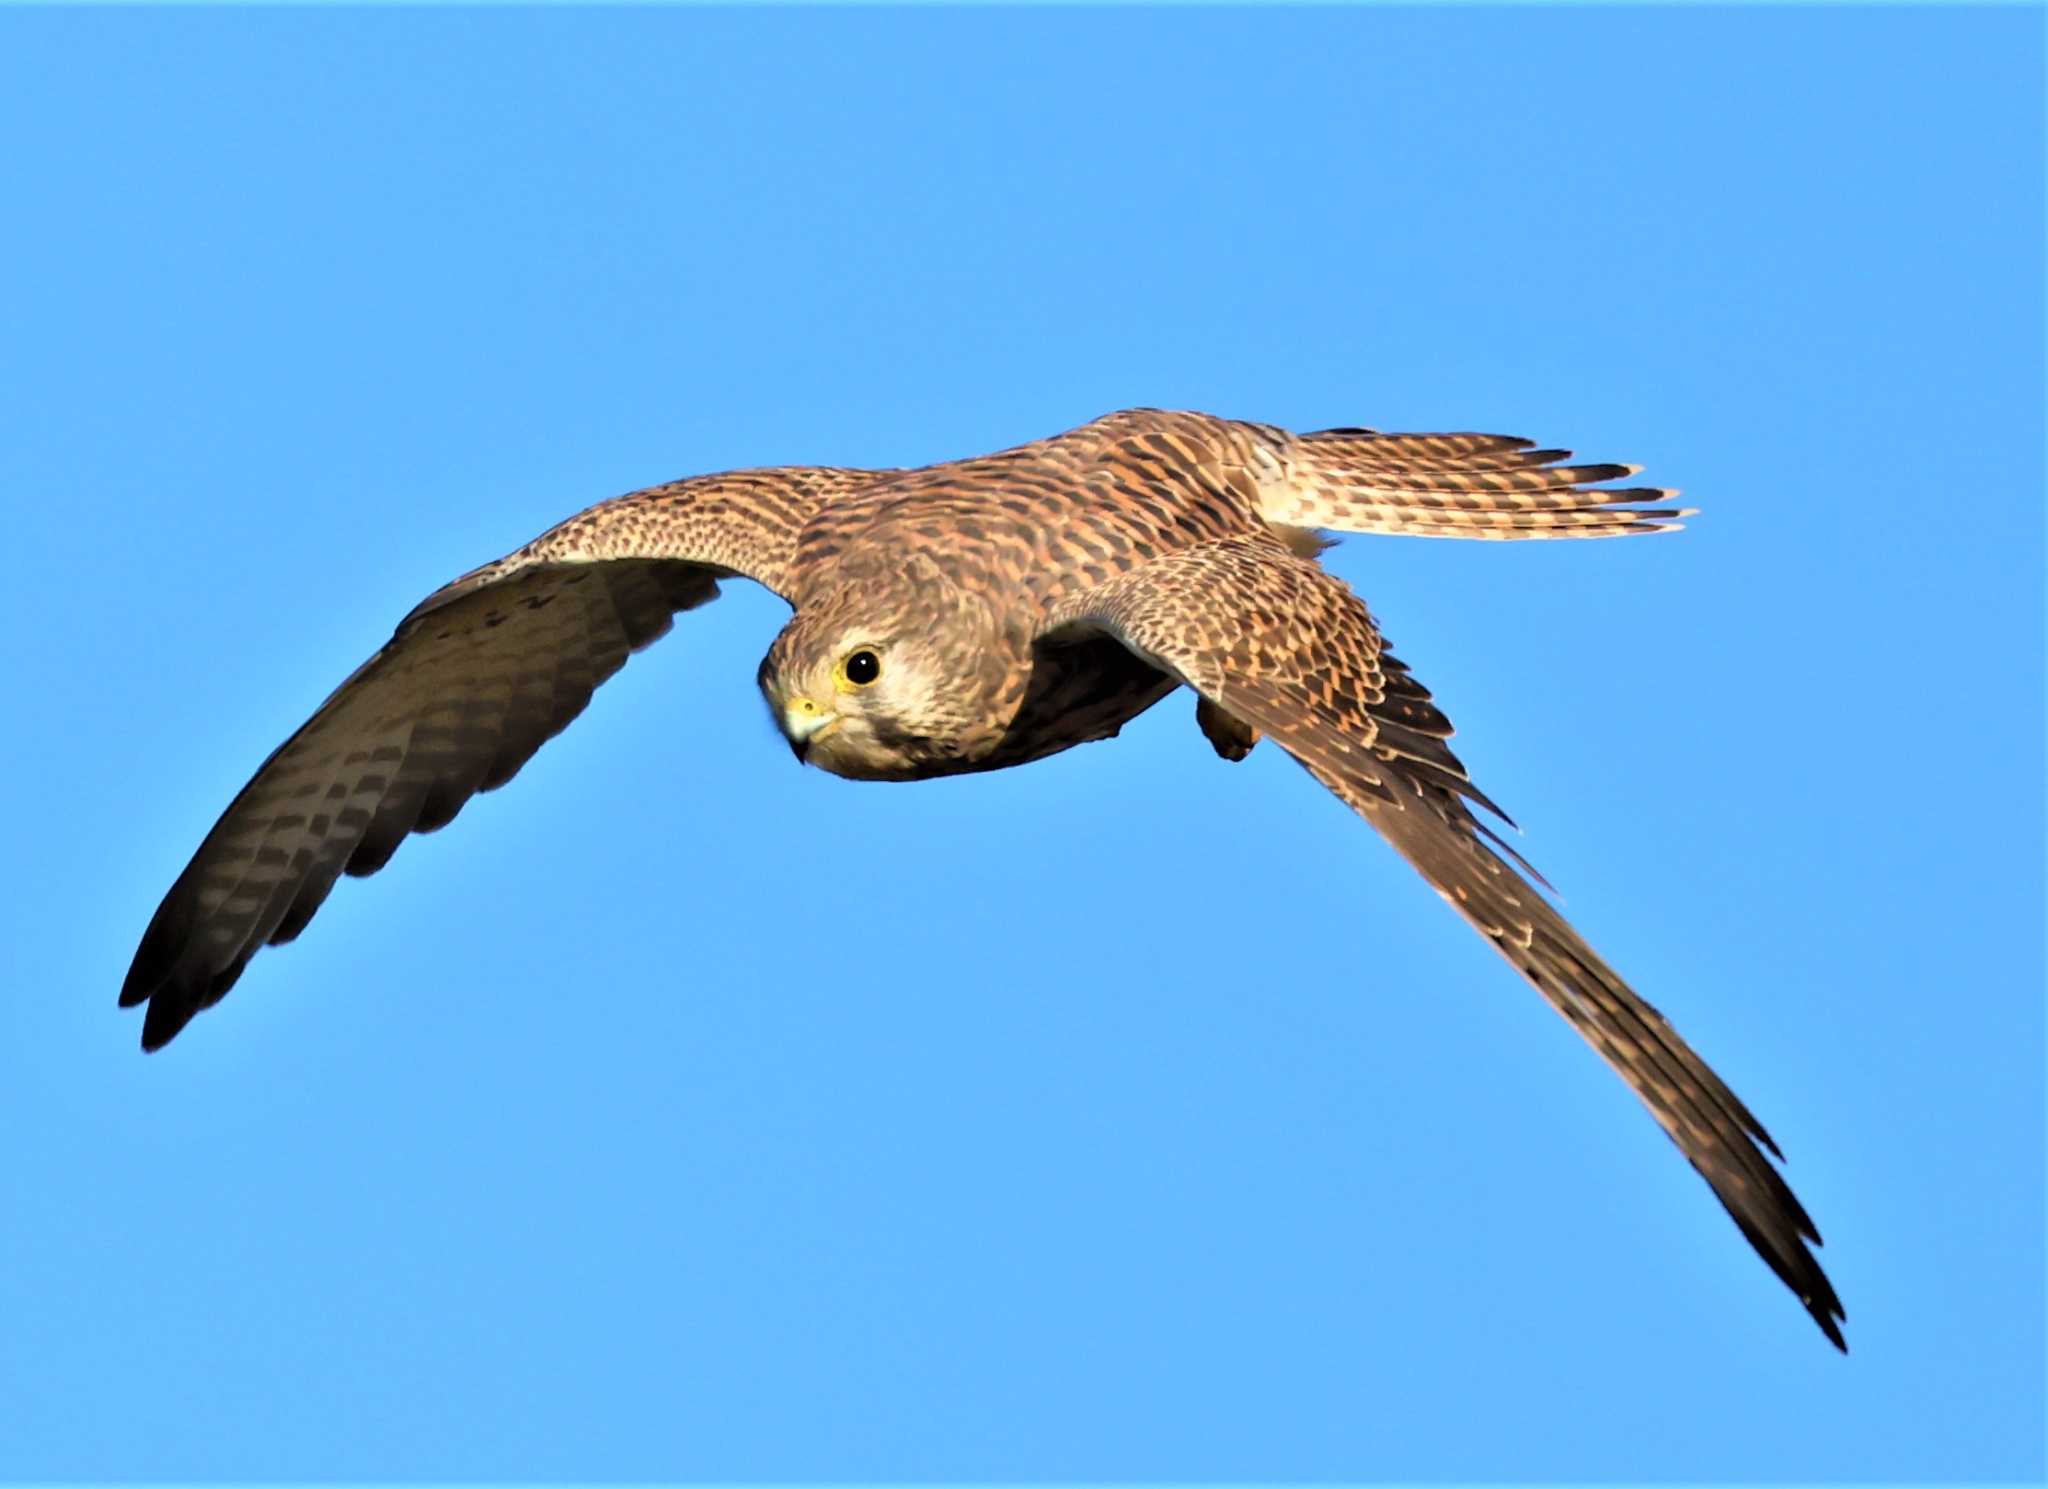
[1044,536,1846,1350]
[122,465,876,1050]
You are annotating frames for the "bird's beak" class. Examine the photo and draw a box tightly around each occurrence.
[781,696,841,761]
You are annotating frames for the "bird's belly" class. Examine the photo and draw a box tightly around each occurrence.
[977,639,1181,772]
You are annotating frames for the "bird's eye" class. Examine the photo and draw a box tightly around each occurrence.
[841,648,882,687]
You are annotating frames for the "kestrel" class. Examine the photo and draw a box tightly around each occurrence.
[123,408,1845,1349]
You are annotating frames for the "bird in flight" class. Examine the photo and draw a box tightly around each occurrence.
[123,407,1845,1349]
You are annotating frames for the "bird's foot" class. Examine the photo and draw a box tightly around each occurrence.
[1195,696,1261,762]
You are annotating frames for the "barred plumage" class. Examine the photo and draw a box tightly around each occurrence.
[1267,426,1695,539]
[124,407,1841,1352]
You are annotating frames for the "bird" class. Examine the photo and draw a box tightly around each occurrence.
[122,406,1845,1350]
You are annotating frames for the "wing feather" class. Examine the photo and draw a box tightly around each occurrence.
[1044,536,1845,1350]
[123,467,875,1049]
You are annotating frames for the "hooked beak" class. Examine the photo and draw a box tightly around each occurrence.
[781,696,841,761]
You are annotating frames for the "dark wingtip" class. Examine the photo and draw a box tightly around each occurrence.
[123,920,186,1047]
[1814,1302,1849,1353]
[1753,1124,1787,1164]
[1791,1239,1847,1352]
[120,925,172,1009]
[139,994,193,1052]
[1733,1207,1848,1355]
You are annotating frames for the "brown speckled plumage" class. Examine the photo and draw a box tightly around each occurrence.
[123,407,1842,1350]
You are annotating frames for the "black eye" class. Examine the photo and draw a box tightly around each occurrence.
[843,649,881,686]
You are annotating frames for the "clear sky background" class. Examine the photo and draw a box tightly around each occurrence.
[3,6,2041,1482]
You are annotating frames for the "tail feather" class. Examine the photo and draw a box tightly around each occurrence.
[1267,428,1694,540]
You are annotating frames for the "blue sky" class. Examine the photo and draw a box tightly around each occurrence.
[3,6,2041,1481]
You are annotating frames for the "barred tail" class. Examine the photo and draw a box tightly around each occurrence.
[1266,427,1694,540]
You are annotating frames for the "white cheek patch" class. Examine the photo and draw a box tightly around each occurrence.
[869,652,941,719]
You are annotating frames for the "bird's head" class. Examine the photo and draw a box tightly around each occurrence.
[758,557,1016,780]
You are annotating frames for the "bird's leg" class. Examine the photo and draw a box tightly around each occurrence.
[1195,696,1261,762]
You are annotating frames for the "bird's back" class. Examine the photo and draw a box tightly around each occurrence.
[787,409,1288,618]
